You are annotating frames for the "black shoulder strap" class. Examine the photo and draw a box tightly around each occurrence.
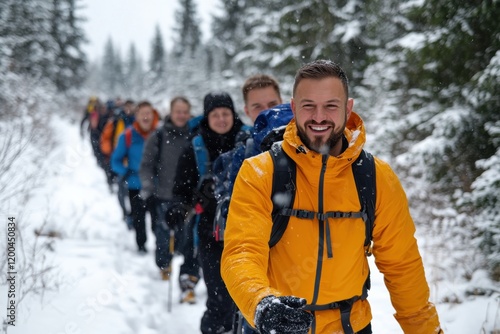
[156,129,163,165]
[268,144,376,252]
[352,150,376,253]
[152,129,163,176]
[269,142,296,248]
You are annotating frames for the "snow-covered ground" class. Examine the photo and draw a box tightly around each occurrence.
[2,115,499,333]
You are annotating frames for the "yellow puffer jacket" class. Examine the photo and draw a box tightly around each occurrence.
[221,112,442,333]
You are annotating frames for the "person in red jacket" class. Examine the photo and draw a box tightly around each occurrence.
[221,60,443,334]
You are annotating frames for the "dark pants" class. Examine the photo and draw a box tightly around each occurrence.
[154,200,200,280]
[178,215,201,278]
[90,131,105,168]
[128,190,158,250]
[198,218,235,334]
[102,155,116,189]
[117,177,129,218]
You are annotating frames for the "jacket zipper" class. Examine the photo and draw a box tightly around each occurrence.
[310,154,329,334]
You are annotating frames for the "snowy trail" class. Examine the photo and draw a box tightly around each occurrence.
[7,116,207,334]
[4,115,496,333]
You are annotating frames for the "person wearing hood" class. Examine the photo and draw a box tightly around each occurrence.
[111,101,159,254]
[221,60,443,334]
[173,92,247,334]
[139,96,201,302]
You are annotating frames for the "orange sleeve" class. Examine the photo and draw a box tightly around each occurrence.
[100,121,114,156]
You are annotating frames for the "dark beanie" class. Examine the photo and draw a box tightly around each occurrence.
[203,92,235,117]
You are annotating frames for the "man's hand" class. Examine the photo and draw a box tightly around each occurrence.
[164,204,187,228]
[139,190,151,201]
[255,295,313,334]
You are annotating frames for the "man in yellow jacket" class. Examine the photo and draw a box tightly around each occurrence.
[221,60,443,334]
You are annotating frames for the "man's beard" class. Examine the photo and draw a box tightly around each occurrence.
[297,119,346,155]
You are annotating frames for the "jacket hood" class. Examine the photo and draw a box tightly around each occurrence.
[282,111,366,178]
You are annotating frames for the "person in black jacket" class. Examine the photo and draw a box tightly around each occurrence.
[173,92,247,334]
[139,97,201,301]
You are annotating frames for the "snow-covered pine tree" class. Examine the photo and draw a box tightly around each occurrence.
[167,0,212,113]
[358,0,500,282]
[123,43,145,100]
[101,38,119,97]
[48,0,87,92]
[146,24,168,105]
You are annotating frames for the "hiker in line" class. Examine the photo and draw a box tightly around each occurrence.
[101,99,135,225]
[111,101,159,254]
[241,74,282,123]
[80,97,109,168]
[173,92,248,334]
[221,60,443,334]
[139,96,201,302]
[211,75,295,334]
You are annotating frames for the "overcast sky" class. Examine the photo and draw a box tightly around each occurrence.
[81,0,220,61]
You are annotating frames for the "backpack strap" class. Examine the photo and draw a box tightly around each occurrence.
[156,129,164,166]
[352,150,376,256]
[268,142,376,334]
[192,135,211,186]
[268,142,296,248]
[125,127,133,149]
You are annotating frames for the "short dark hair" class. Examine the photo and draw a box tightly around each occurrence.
[242,74,281,103]
[293,60,349,98]
[170,96,191,110]
[135,100,152,112]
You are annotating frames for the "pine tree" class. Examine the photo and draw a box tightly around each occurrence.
[0,0,55,78]
[167,0,210,111]
[49,0,87,92]
[359,0,500,281]
[149,25,166,78]
[146,25,168,104]
[101,37,118,96]
[172,0,202,58]
[124,43,145,99]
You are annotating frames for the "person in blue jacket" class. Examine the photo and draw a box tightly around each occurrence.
[111,101,159,253]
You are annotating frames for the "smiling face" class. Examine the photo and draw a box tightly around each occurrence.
[244,86,282,123]
[291,77,353,156]
[136,105,154,132]
[207,107,234,135]
[170,100,191,128]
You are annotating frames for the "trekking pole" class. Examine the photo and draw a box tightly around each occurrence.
[167,228,175,313]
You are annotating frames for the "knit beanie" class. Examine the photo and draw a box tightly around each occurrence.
[203,92,235,117]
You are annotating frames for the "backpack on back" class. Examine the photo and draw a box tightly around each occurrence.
[268,142,376,253]
[212,104,294,241]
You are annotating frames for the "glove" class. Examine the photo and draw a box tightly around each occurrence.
[165,204,187,228]
[139,190,151,201]
[255,295,313,334]
[192,175,215,209]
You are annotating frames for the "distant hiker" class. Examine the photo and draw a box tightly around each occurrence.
[221,60,443,334]
[80,96,99,137]
[241,74,282,123]
[173,92,248,334]
[210,74,286,333]
[111,101,159,254]
[139,96,201,299]
[212,74,283,235]
[80,96,106,164]
[101,99,135,223]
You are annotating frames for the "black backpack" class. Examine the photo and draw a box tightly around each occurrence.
[268,141,376,254]
[232,142,377,334]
